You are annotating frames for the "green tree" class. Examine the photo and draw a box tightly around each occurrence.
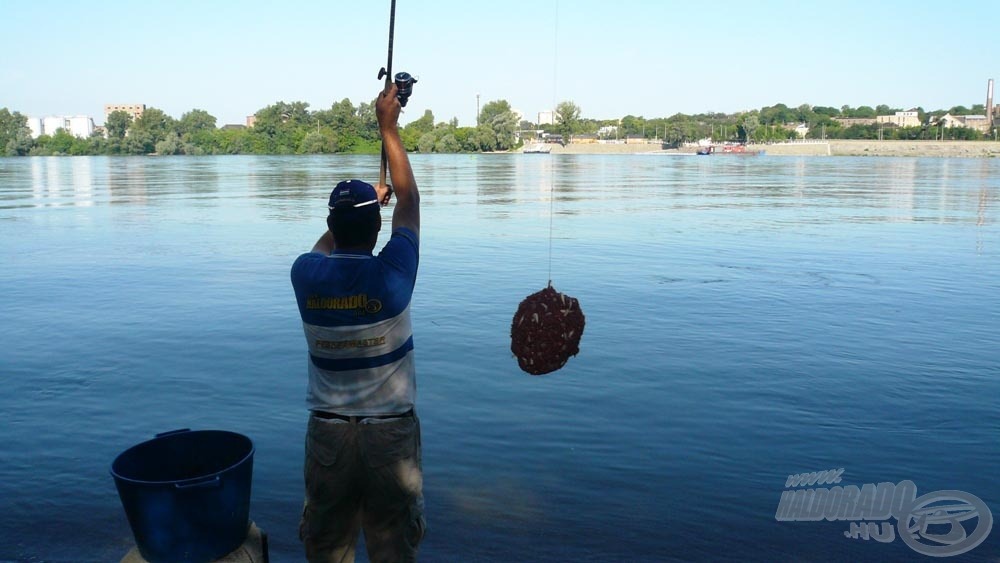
[478,101,508,131]
[86,131,111,155]
[312,98,381,153]
[217,127,253,154]
[417,132,436,153]
[124,131,154,155]
[0,108,33,156]
[45,129,76,154]
[875,104,902,116]
[105,110,132,140]
[620,115,646,137]
[760,103,797,124]
[155,132,182,155]
[478,100,517,150]
[795,104,816,124]
[854,106,876,118]
[356,100,377,138]
[943,126,982,140]
[453,127,474,150]
[434,134,460,153]
[253,101,311,153]
[315,99,356,131]
[177,109,216,137]
[472,125,497,151]
[555,101,581,141]
[168,116,215,153]
[738,112,760,143]
[128,107,176,154]
[302,129,338,153]
[404,109,434,136]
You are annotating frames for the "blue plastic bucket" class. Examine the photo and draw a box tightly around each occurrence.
[111,429,254,563]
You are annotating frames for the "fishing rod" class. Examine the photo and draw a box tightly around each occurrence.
[377,0,417,189]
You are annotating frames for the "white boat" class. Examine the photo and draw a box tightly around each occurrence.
[523,143,552,154]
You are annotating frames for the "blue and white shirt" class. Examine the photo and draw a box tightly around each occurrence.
[291,227,418,416]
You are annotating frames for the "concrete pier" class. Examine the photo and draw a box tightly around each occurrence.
[120,522,268,563]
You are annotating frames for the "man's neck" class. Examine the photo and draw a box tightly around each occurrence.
[333,244,375,255]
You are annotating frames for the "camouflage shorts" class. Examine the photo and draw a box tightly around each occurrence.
[300,412,425,563]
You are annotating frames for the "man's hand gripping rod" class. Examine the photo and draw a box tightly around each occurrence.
[378,0,417,193]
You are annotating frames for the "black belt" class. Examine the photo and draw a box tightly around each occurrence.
[312,409,413,423]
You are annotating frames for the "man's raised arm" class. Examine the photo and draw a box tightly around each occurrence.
[377,84,419,237]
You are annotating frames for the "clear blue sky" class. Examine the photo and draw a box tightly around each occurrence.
[2,0,996,126]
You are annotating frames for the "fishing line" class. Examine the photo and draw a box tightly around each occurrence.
[509,0,585,376]
[547,0,558,285]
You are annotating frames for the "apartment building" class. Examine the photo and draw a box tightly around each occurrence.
[104,104,146,123]
[25,116,96,138]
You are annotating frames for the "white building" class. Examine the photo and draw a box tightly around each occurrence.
[940,113,991,132]
[537,110,554,125]
[26,117,43,138]
[876,111,921,128]
[29,116,96,139]
[598,125,618,138]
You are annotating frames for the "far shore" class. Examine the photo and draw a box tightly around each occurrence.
[519,140,1000,158]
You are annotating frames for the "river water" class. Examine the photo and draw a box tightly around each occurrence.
[0,154,997,562]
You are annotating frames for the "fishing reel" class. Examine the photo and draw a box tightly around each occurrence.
[378,68,418,107]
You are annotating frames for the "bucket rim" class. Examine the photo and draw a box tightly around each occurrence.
[110,429,254,486]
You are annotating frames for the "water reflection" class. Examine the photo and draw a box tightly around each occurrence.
[176,158,221,203]
[243,155,390,222]
[20,157,97,208]
[476,156,519,213]
[459,154,992,226]
[70,158,93,207]
[0,154,996,227]
[106,158,149,205]
[881,158,916,222]
[31,158,48,202]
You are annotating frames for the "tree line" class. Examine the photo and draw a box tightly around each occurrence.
[1,98,994,157]
[553,102,993,145]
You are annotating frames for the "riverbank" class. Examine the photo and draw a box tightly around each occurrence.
[744,140,1000,157]
[828,139,1000,157]
[521,140,1000,158]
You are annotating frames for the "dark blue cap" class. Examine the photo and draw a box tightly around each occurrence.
[329,179,378,211]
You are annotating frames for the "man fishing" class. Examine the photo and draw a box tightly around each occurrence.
[290,82,423,563]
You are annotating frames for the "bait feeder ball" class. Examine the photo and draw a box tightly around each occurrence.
[510,284,585,375]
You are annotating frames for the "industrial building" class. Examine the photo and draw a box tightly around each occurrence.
[876,111,921,128]
[987,79,995,128]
